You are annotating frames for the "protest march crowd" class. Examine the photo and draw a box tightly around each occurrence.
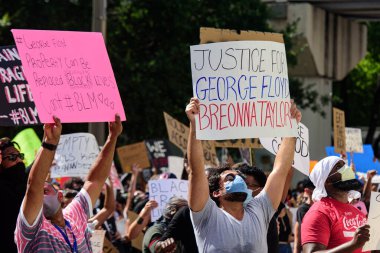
[0,97,379,253]
[1,28,380,253]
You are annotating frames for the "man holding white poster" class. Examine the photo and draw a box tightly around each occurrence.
[185,96,301,253]
[190,40,298,140]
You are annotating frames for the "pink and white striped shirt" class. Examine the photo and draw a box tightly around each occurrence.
[15,189,93,253]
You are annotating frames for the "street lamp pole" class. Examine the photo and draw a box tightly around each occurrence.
[89,0,107,145]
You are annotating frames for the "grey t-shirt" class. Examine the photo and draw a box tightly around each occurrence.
[190,190,275,253]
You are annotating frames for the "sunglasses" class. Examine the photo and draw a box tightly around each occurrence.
[3,153,24,162]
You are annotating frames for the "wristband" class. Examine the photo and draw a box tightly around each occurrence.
[137,216,144,225]
[42,141,57,151]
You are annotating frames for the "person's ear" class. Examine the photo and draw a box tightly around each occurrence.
[57,191,64,203]
[212,190,222,198]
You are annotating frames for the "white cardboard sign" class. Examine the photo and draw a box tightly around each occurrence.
[148,179,188,222]
[168,156,185,179]
[90,230,106,253]
[260,122,309,175]
[51,133,99,178]
[190,41,297,140]
[363,191,380,251]
[345,127,363,153]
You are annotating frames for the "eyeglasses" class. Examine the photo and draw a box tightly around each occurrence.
[3,153,24,162]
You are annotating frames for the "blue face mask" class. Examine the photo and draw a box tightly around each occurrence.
[224,175,251,204]
[243,189,253,207]
[225,175,248,193]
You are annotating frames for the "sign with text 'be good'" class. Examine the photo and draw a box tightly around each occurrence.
[0,45,41,126]
[51,133,99,178]
[148,179,188,222]
[190,40,297,140]
[260,122,310,175]
[11,29,126,123]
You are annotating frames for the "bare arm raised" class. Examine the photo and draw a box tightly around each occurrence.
[88,179,115,228]
[23,116,62,225]
[83,114,123,206]
[264,101,301,209]
[186,97,209,212]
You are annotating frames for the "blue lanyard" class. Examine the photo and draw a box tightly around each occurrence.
[53,220,78,253]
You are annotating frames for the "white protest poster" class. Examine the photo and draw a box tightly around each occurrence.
[148,179,189,222]
[51,133,99,178]
[363,191,380,251]
[260,122,309,175]
[190,40,297,140]
[345,127,363,153]
[90,230,106,253]
[168,156,185,179]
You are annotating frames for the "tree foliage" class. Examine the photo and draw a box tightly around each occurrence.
[333,22,380,157]
[0,0,324,145]
[333,53,380,125]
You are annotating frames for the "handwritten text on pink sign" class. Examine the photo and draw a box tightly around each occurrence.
[11,29,126,123]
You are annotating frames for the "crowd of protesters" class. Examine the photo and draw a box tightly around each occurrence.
[0,98,379,253]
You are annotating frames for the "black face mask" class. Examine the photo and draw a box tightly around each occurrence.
[332,179,363,191]
[0,162,26,182]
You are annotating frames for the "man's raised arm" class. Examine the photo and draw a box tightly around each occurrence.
[186,98,209,212]
[23,117,62,225]
[83,114,122,206]
[264,101,301,209]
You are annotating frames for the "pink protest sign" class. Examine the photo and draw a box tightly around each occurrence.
[11,29,126,123]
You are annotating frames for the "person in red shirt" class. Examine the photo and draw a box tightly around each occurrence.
[301,156,370,253]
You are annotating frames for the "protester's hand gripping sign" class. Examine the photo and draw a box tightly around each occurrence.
[190,40,297,140]
[260,122,310,175]
[363,191,380,251]
[50,133,99,178]
[163,112,219,167]
[11,29,126,123]
[148,179,189,222]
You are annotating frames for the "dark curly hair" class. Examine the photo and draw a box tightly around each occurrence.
[0,137,20,152]
[233,163,267,187]
[208,165,235,206]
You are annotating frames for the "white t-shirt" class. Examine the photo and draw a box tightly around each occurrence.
[190,190,275,253]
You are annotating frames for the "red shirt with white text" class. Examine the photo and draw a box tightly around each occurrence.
[301,197,368,253]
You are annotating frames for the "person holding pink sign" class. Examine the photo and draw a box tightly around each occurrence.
[14,114,122,253]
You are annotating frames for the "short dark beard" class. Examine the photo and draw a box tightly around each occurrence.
[223,192,247,202]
